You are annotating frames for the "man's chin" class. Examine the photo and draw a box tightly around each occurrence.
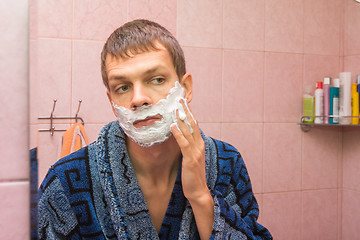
[124,131,173,148]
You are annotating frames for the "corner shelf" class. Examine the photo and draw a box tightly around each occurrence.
[299,115,360,132]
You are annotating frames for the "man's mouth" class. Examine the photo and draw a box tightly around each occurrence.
[133,114,162,128]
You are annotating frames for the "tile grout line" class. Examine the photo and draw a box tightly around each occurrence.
[0,179,30,184]
[301,2,306,235]
[262,0,266,197]
[220,0,224,141]
[70,0,75,121]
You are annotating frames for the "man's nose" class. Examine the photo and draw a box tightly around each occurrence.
[130,84,151,110]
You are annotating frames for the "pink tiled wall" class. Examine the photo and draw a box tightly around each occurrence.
[342,0,360,239]
[0,0,30,239]
[26,0,360,239]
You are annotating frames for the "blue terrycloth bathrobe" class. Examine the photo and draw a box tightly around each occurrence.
[38,121,272,239]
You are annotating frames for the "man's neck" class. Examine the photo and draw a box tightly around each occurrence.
[126,136,181,186]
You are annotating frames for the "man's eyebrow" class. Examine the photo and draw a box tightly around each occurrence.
[144,65,166,75]
[109,75,126,81]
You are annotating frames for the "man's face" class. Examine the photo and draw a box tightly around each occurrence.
[106,44,183,129]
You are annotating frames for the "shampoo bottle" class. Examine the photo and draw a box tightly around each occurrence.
[303,86,315,123]
[315,81,324,124]
[339,72,352,125]
[323,77,331,124]
[329,78,340,124]
[351,83,359,124]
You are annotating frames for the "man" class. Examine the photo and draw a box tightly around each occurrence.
[38,19,272,239]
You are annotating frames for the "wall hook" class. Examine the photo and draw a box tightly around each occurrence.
[38,99,85,136]
[75,100,82,123]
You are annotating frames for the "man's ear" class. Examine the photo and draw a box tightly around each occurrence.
[107,91,117,117]
[180,73,193,103]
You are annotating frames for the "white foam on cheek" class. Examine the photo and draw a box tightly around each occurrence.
[113,81,189,147]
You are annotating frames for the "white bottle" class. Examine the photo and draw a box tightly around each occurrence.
[339,72,352,125]
[323,77,331,124]
[315,81,324,124]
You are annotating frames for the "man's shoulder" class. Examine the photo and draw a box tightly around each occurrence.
[208,137,247,174]
[52,143,94,170]
[42,142,97,189]
[208,137,242,159]
[40,142,97,194]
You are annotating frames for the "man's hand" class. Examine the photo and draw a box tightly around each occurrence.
[171,99,214,240]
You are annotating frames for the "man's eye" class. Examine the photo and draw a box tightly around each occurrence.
[117,85,130,93]
[152,78,165,84]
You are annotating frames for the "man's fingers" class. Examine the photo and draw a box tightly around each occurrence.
[175,108,195,146]
[180,99,202,143]
[171,123,193,155]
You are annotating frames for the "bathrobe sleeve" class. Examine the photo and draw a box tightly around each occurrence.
[209,140,272,240]
[37,167,81,240]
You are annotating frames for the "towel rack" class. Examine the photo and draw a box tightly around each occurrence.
[38,99,85,136]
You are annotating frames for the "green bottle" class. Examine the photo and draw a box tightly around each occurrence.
[303,87,314,123]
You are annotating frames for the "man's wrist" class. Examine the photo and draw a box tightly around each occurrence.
[189,190,214,240]
[188,190,214,209]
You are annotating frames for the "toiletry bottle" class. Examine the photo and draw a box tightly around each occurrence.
[358,75,360,117]
[323,77,331,124]
[303,86,314,123]
[315,81,324,124]
[339,72,352,125]
[351,83,359,124]
[329,78,340,124]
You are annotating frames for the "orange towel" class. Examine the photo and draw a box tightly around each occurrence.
[59,123,89,159]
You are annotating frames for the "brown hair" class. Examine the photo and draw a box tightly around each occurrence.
[101,19,186,90]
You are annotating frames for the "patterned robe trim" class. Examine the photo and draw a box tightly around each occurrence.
[92,121,218,239]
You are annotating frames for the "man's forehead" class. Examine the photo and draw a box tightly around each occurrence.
[106,41,167,62]
[106,49,170,69]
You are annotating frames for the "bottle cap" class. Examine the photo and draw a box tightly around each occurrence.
[316,81,323,89]
[357,75,360,84]
[324,77,331,85]
[333,78,340,88]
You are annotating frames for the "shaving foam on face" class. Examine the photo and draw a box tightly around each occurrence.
[113,81,193,147]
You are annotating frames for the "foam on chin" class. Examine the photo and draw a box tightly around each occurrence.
[113,81,192,148]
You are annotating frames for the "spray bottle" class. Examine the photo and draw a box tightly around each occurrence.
[323,77,331,124]
[315,81,324,124]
